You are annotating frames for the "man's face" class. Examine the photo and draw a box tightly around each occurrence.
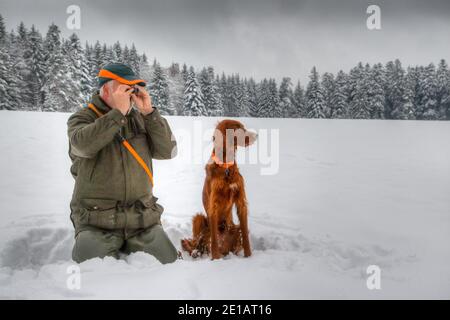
[102,80,133,102]
[103,80,119,99]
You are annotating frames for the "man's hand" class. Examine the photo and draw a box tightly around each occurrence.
[110,84,133,116]
[131,86,154,116]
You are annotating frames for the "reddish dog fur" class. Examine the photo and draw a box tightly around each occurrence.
[181,120,257,259]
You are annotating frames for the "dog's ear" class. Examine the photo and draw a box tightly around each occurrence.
[244,130,258,147]
[234,128,257,147]
[233,128,246,147]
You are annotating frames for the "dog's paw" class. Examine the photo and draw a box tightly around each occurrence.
[191,249,200,258]
[211,252,223,260]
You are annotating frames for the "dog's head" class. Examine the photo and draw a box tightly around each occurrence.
[212,120,257,162]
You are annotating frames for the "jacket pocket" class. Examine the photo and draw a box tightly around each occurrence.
[132,195,163,229]
[79,198,124,230]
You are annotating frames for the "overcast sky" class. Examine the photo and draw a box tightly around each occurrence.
[1,0,449,83]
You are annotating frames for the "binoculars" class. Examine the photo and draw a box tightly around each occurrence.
[132,83,146,94]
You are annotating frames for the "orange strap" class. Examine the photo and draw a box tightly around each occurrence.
[88,103,104,117]
[87,103,154,186]
[211,151,235,169]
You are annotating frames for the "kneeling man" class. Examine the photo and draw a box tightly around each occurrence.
[67,63,178,264]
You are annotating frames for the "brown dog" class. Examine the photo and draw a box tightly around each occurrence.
[181,120,257,259]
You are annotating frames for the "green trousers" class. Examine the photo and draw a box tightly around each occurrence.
[72,224,178,264]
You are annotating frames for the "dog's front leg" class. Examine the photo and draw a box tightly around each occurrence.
[208,194,222,260]
[236,197,252,257]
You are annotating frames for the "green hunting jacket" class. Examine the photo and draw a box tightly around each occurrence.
[67,93,177,239]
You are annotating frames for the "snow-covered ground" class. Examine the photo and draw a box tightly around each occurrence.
[0,110,449,299]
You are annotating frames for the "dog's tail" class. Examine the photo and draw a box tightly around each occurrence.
[192,213,208,238]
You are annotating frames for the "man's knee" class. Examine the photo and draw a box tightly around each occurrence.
[127,224,178,264]
[72,230,123,263]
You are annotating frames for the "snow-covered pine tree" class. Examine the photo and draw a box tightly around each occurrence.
[231,75,250,117]
[411,67,424,118]
[219,74,233,116]
[347,62,364,106]
[346,63,362,118]
[320,72,335,118]
[129,44,140,76]
[122,45,130,64]
[182,67,206,116]
[349,64,371,119]
[92,41,103,74]
[256,79,271,118]
[43,23,61,59]
[80,45,95,102]
[25,25,46,110]
[168,63,180,77]
[112,41,122,63]
[42,23,61,109]
[101,43,114,67]
[436,59,450,120]
[268,79,281,118]
[198,68,210,114]
[241,77,252,117]
[384,60,406,119]
[0,15,10,110]
[181,63,188,83]
[84,42,98,88]
[7,30,15,47]
[330,71,348,119]
[167,62,184,115]
[149,62,173,115]
[0,47,20,110]
[292,81,306,117]
[199,66,223,116]
[418,63,438,120]
[246,78,259,117]
[392,68,416,120]
[43,51,79,112]
[226,75,238,116]
[65,33,91,106]
[215,74,220,90]
[306,67,326,118]
[139,54,151,80]
[12,22,35,110]
[279,77,295,117]
[367,63,385,119]
[405,66,422,119]
[0,14,6,45]
[17,21,28,45]
[210,67,224,116]
[385,68,416,120]
[41,24,78,112]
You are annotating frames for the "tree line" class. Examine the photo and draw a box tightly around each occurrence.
[0,16,449,120]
